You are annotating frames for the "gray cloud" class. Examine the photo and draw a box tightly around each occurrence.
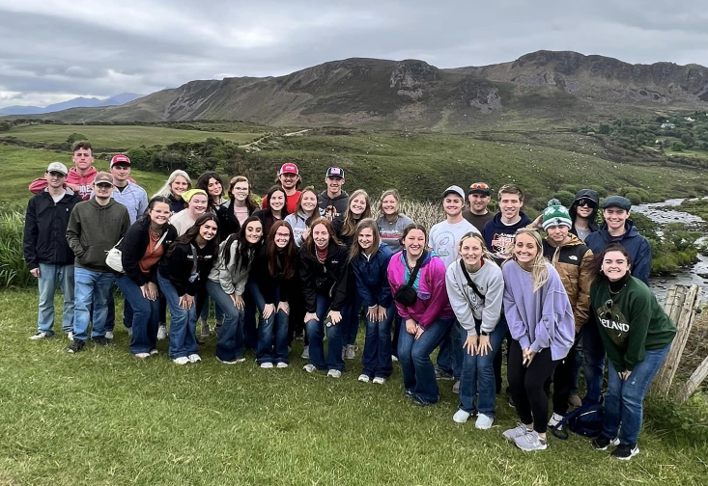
[1,0,707,108]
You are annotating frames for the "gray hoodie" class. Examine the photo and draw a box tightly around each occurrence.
[445,257,504,336]
[208,237,255,296]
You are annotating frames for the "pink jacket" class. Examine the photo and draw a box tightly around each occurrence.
[387,250,454,329]
[30,166,98,201]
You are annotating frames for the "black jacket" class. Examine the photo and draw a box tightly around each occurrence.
[216,200,252,236]
[121,216,178,286]
[159,239,217,296]
[253,245,295,304]
[299,241,350,312]
[569,189,600,236]
[23,189,82,270]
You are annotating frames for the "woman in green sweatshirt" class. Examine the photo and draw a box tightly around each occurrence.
[590,243,675,461]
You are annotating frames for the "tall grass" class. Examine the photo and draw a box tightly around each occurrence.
[0,211,31,289]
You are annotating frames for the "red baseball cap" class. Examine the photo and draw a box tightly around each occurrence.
[279,163,299,175]
[110,154,131,168]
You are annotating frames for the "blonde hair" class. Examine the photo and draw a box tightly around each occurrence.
[153,170,192,199]
[509,228,548,292]
[340,189,372,237]
[458,232,495,263]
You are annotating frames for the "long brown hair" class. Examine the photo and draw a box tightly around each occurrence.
[304,217,343,254]
[222,215,263,268]
[349,218,382,262]
[227,176,257,213]
[593,242,632,281]
[196,171,225,210]
[340,189,371,237]
[294,186,320,227]
[167,213,219,259]
[266,220,297,279]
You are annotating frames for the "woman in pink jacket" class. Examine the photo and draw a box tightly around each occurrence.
[387,223,455,406]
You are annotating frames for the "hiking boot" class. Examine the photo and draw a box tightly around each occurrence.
[475,413,494,430]
[66,339,86,353]
[453,409,471,424]
[30,332,50,340]
[514,431,548,451]
[592,435,620,451]
[157,324,168,340]
[503,423,533,441]
[611,444,639,460]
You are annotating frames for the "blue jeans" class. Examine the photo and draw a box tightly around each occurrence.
[582,319,606,404]
[603,345,671,445]
[116,276,160,354]
[570,334,584,396]
[458,319,508,417]
[158,273,198,359]
[398,316,454,404]
[361,303,395,378]
[199,293,225,323]
[36,263,74,336]
[436,320,463,378]
[250,281,289,364]
[105,286,132,331]
[208,280,245,361]
[342,293,363,347]
[73,268,115,341]
[306,294,345,371]
[243,283,258,350]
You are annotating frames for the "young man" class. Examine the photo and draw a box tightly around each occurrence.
[65,172,130,353]
[261,162,302,214]
[429,185,480,383]
[24,162,82,340]
[30,140,97,201]
[462,182,495,233]
[534,201,594,425]
[582,195,652,404]
[318,167,349,220]
[482,184,531,396]
[569,189,600,242]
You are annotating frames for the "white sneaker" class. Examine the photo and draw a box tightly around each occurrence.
[217,356,238,365]
[453,409,471,424]
[30,332,49,340]
[372,377,386,385]
[391,355,399,362]
[67,331,74,340]
[187,354,202,363]
[301,345,310,360]
[303,363,317,373]
[235,357,246,363]
[276,362,288,368]
[358,374,370,383]
[260,362,274,369]
[105,331,114,340]
[173,357,190,365]
[135,352,150,359]
[548,413,564,428]
[503,423,533,441]
[475,413,495,430]
[514,430,548,451]
[150,349,159,356]
[327,369,342,378]
[157,325,168,340]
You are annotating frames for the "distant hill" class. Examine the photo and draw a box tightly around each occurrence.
[12,51,708,129]
[0,93,143,116]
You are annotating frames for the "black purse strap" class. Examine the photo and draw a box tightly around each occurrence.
[405,250,427,287]
[460,260,484,301]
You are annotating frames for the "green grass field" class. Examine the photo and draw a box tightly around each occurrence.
[1,289,707,486]
[3,124,264,150]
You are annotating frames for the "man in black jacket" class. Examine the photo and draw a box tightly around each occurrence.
[24,162,82,340]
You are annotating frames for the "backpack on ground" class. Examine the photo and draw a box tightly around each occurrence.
[550,403,605,440]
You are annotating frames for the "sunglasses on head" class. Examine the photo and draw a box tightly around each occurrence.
[578,198,596,208]
[470,183,489,190]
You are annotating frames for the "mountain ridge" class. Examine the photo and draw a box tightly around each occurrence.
[0,93,143,116]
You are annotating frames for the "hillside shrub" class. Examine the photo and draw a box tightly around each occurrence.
[624,192,643,205]
[672,141,686,152]
[0,211,31,289]
[552,190,575,207]
[66,133,88,145]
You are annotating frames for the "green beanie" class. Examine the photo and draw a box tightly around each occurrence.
[542,199,572,230]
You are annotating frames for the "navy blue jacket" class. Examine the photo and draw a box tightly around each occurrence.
[585,220,652,284]
[481,211,532,264]
[350,243,394,308]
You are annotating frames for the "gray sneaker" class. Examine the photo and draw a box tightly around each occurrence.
[157,325,168,340]
[502,423,533,441]
[514,430,548,451]
[200,321,211,338]
[301,345,310,360]
[344,344,356,360]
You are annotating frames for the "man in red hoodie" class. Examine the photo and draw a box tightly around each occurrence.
[29,140,97,201]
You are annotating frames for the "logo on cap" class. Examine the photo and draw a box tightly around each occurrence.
[110,154,131,168]
[326,167,344,178]
[279,163,299,175]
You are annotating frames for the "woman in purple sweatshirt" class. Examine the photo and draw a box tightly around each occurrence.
[501,228,574,451]
[387,223,455,406]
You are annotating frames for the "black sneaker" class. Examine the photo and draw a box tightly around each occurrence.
[611,444,639,460]
[434,369,454,381]
[93,336,110,346]
[592,435,620,451]
[67,339,86,353]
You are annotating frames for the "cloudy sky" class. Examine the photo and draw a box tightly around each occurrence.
[1,0,707,108]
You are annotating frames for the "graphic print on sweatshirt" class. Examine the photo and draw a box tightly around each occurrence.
[490,231,515,260]
[596,299,630,347]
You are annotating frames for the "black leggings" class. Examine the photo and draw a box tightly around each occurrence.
[507,339,559,434]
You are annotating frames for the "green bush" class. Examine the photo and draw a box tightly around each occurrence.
[0,211,31,289]
[66,133,88,145]
[624,191,643,204]
[552,190,575,207]
[672,141,686,152]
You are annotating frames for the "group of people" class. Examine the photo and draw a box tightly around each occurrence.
[24,140,676,460]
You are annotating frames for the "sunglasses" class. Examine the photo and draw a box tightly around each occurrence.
[577,198,596,208]
[469,183,490,190]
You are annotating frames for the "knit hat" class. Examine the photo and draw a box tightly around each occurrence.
[182,189,207,203]
[542,199,572,230]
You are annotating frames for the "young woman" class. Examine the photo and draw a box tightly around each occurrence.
[445,233,505,428]
[153,170,192,214]
[387,223,455,406]
[169,189,209,236]
[117,196,177,358]
[569,189,600,242]
[284,187,320,248]
[216,176,258,237]
[332,189,372,360]
[501,228,575,451]
[251,221,297,368]
[253,185,289,238]
[590,243,676,460]
[196,171,226,213]
[210,216,264,364]
[299,217,350,378]
[157,214,219,364]
[349,219,394,384]
[376,189,413,253]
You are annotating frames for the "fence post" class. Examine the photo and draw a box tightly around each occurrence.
[677,356,708,405]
